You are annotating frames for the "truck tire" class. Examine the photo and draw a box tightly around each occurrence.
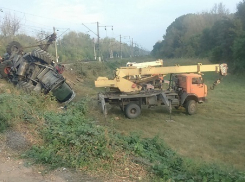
[31,49,54,65]
[17,81,35,93]
[185,100,197,115]
[125,103,141,119]
[0,60,13,78]
[6,41,23,55]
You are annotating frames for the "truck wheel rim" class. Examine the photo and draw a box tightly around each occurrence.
[4,67,11,74]
[130,108,136,114]
[190,103,196,112]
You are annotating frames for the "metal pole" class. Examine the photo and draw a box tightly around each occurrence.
[132,38,133,57]
[120,35,122,59]
[53,27,58,63]
[97,22,101,62]
[93,38,96,60]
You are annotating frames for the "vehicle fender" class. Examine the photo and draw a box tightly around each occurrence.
[180,92,198,105]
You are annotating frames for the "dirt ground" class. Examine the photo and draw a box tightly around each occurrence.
[0,131,102,182]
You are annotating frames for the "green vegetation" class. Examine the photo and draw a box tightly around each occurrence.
[1,1,245,181]
[1,57,245,181]
[151,1,245,72]
[0,86,57,132]
[0,31,147,63]
[23,99,116,169]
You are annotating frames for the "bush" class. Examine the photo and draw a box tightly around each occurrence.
[24,100,114,169]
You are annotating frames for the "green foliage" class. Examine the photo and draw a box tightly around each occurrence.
[0,30,141,63]
[151,1,245,72]
[151,13,226,59]
[0,34,37,55]
[72,58,141,82]
[232,31,245,72]
[0,90,56,132]
[204,17,236,63]
[115,133,245,181]
[24,99,114,169]
[236,0,245,30]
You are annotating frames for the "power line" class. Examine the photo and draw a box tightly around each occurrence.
[0,6,64,24]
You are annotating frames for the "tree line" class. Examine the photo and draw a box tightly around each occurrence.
[151,1,245,72]
[0,12,149,62]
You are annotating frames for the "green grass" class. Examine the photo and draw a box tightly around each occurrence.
[18,96,245,181]
[95,58,245,171]
[71,57,245,171]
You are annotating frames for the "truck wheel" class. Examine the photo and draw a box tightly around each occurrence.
[185,100,197,115]
[17,81,35,93]
[125,103,141,119]
[31,49,54,65]
[6,41,23,55]
[0,60,13,78]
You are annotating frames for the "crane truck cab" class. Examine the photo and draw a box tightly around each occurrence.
[173,73,208,115]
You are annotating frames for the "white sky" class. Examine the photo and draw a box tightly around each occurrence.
[0,0,242,51]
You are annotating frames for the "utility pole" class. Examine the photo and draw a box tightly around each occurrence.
[93,38,96,60]
[131,38,134,57]
[82,22,113,61]
[120,35,122,59]
[119,35,130,59]
[96,22,101,62]
[53,27,58,63]
[109,39,113,58]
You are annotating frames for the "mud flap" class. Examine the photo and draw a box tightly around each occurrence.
[160,93,174,122]
[98,93,107,116]
[159,93,170,107]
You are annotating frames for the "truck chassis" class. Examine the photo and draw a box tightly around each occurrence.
[98,89,193,119]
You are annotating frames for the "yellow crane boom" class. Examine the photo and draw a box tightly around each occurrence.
[95,63,228,93]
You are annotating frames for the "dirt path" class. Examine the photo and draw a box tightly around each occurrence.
[0,155,65,182]
[0,133,63,182]
[0,132,101,182]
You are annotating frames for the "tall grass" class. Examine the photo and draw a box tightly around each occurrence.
[0,87,57,132]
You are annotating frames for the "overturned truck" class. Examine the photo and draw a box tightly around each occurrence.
[0,35,75,103]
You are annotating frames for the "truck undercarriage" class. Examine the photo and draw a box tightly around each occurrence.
[0,35,75,103]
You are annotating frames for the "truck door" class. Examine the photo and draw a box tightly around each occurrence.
[190,77,206,98]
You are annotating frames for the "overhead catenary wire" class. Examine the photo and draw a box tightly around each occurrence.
[0,6,73,25]
[0,6,148,55]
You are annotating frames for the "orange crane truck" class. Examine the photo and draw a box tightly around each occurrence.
[95,61,228,119]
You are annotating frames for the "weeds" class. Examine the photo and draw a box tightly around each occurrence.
[0,92,53,131]
[24,99,114,169]
[115,133,245,181]
[22,97,245,181]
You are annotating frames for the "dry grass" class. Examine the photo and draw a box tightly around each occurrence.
[85,151,149,182]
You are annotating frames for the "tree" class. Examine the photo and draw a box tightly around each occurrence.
[151,41,163,58]
[232,32,245,71]
[0,12,21,37]
[210,3,230,15]
[236,0,245,30]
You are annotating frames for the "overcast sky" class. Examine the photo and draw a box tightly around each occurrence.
[0,0,242,51]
